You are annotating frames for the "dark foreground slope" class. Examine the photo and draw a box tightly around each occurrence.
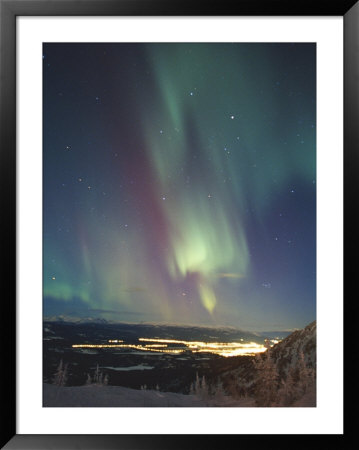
[219,321,316,406]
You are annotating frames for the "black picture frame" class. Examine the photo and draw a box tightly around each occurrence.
[1,1,356,448]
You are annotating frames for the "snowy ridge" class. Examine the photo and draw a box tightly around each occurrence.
[218,321,316,405]
[269,320,316,377]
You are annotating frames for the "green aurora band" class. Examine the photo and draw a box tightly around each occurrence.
[43,43,316,330]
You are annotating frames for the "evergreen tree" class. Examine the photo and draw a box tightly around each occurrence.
[192,374,209,403]
[94,364,101,384]
[53,359,68,387]
[201,376,207,398]
[195,372,201,394]
[86,364,107,386]
[253,351,279,406]
[212,381,227,405]
[297,351,313,395]
[278,368,297,406]
[297,351,315,395]
[201,375,210,403]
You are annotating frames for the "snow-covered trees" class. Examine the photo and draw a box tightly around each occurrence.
[253,351,279,406]
[85,364,109,386]
[53,360,68,387]
[189,373,210,403]
[276,351,316,406]
[297,351,315,395]
[211,381,227,405]
[277,368,297,406]
[85,373,92,385]
[200,376,208,401]
[252,348,316,406]
[93,364,103,385]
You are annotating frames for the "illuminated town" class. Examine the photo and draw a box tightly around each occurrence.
[71,337,274,357]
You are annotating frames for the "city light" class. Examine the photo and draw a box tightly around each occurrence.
[72,337,270,357]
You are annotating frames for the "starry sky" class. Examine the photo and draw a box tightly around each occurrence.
[43,43,316,331]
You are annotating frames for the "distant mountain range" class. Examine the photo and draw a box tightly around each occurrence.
[44,315,109,324]
[43,315,295,341]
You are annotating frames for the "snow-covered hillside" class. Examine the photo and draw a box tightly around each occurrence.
[218,321,316,406]
[269,320,316,377]
[43,383,254,407]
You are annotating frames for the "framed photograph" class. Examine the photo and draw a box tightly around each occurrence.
[1,1,355,448]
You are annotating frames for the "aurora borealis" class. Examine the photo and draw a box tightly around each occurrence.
[43,43,316,331]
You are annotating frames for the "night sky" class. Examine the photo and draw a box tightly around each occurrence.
[43,43,316,331]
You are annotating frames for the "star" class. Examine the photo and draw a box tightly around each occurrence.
[51,276,56,280]
[230,115,235,120]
